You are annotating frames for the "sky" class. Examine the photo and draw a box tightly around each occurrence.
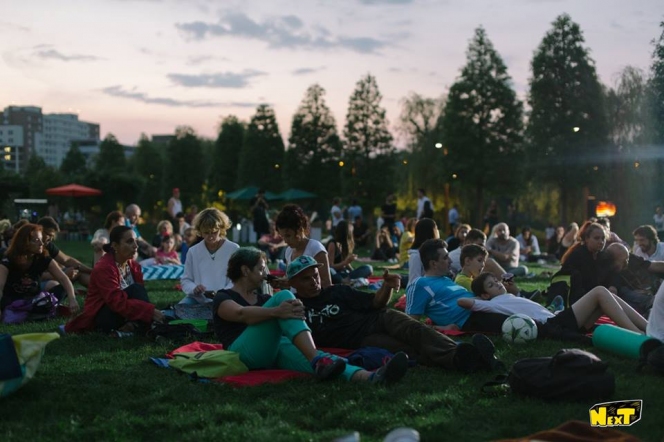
[1,0,662,146]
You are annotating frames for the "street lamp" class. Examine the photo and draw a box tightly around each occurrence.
[435,143,443,149]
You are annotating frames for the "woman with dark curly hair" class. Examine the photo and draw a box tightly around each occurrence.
[275,204,331,289]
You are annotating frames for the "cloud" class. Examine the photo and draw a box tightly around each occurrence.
[292,66,326,75]
[0,21,30,32]
[187,55,230,65]
[101,85,259,108]
[176,12,388,54]
[34,47,102,62]
[358,0,413,4]
[167,70,267,88]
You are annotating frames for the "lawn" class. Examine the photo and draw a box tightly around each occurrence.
[1,240,662,442]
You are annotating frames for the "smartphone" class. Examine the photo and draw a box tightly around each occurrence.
[266,274,279,282]
[204,290,216,299]
[502,273,515,283]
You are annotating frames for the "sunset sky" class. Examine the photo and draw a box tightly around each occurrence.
[1,0,662,146]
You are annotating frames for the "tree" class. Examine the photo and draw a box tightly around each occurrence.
[605,67,656,233]
[285,84,343,201]
[343,74,395,202]
[398,93,446,205]
[25,154,63,198]
[527,14,609,222]
[130,134,164,215]
[650,21,664,145]
[236,104,285,192]
[94,134,126,175]
[441,27,524,225]
[60,143,88,180]
[210,115,244,195]
[165,126,206,209]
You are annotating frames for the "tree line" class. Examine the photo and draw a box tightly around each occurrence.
[1,15,663,235]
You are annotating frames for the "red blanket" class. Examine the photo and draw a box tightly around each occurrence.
[167,342,353,386]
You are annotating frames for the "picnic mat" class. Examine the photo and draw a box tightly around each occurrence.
[156,341,354,387]
[142,265,184,280]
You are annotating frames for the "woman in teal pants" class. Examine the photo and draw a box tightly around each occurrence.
[213,247,407,383]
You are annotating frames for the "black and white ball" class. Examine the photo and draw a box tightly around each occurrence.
[501,313,538,344]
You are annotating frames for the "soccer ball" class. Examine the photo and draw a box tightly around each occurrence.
[501,314,538,344]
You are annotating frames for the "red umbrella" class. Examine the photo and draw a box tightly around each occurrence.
[46,183,102,197]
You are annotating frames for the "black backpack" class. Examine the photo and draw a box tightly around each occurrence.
[483,349,615,401]
[637,338,664,375]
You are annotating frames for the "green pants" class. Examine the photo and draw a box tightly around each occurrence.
[228,290,362,381]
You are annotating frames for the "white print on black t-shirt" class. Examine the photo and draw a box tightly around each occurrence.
[306,304,340,324]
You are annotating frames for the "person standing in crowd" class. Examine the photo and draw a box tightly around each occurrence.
[347,199,362,223]
[448,204,459,235]
[250,189,270,242]
[330,197,344,230]
[654,206,664,242]
[381,194,397,231]
[416,189,434,220]
[167,188,183,222]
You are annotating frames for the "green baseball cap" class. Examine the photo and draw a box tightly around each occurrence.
[286,255,323,279]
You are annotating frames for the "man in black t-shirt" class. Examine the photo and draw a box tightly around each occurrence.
[286,255,503,373]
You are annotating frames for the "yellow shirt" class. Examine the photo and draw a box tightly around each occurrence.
[454,273,473,291]
[399,232,414,266]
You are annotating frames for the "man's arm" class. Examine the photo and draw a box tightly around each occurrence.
[648,261,664,274]
[457,298,476,309]
[55,250,93,274]
[372,271,400,309]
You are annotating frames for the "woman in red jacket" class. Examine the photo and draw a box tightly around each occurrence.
[65,225,164,334]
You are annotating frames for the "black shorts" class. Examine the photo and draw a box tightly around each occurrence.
[461,311,509,334]
[545,308,584,333]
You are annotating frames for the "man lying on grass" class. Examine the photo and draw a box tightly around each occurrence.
[285,255,502,373]
[405,239,509,333]
[459,272,648,339]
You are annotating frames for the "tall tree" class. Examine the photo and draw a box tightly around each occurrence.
[343,74,395,202]
[165,126,206,209]
[130,134,164,215]
[285,84,342,201]
[527,14,609,222]
[25,155,61,198]
[605,67,656,232]
[441,27,524,225]
[236,105,285,192]
[399,93,446,205]
[94,134,126,175]
[59,143,89,189]
[647,21,664,205]
[210,115,244,195]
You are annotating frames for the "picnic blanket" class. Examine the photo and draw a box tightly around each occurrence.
[156,341,354,387]
[142,265,184,280]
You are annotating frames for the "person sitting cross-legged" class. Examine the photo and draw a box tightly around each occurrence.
[284,255,503,373]
[460,272,648,337]
[406,239,509,333]
[214,247,408,384]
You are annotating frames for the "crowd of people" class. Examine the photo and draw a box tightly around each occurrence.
[2,191,664,387]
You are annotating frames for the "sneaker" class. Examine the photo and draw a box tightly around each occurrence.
[453,342,484,373]
[471,334,506,372]
[312,355,346,381]
[110,330,134,338]
[371,352,409,385]
[547,295,565,313]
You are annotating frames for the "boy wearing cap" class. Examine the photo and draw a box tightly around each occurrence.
[284,255,502,373]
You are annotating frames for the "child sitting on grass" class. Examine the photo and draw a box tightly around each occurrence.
[459,273,648,335]
[141,235,181,266]
[454,244,488,291]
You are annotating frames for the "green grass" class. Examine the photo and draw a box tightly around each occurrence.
[1,240,663,441]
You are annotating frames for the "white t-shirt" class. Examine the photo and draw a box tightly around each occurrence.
[449,247,462,275]
[284,238,327,264]
[407,249,424,289]
[180,239,240,301]
[633,242,664,262]
[169,197,183,219]
[647,282,664,341]
[331,205,343,227]
[469,294,555,323]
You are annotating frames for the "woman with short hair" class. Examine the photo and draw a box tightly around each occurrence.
[180,208,239,304]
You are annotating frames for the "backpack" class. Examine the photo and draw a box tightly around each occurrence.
[483,349,615,401]
[146,321,210,341]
